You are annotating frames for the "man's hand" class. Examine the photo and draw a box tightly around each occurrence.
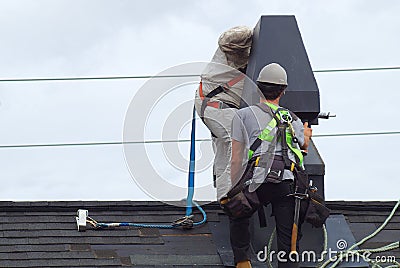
[301,122,313,150]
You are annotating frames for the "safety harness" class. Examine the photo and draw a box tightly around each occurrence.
[198,73,245,186]
[246,102,305,228]
[198,73,245,120]
[221,102,305,226]
[249,102,303,177]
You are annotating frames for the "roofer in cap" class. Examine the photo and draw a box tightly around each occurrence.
[194,26,252,201]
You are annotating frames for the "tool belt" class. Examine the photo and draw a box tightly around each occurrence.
[291,165,330,228]
[220,155,293,219]
[220,158,260,219]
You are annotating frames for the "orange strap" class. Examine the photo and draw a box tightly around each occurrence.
[206,101,220,109]
[225,73,245,87]
[199,82,204,100]
[199,73,245,101]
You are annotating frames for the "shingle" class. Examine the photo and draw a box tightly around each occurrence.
[0,238,29,245]
[69,244,91,251]
[130,254,222,265]
[26,236,163,245]
[0,222,76,231]
[347,215,400,223]
[28,251,95,259]
[0,258,122,267]
[360,230,400,243]
[0,252,28,260]
[380,222,400,230]
[0,215,69,223]
[2,229,141,238]
[161,234,218,255]
[94,249,119,258]
[0,251,95,260]
[25,201,49,207]
[0,244,68,253]
[138,228,160,237]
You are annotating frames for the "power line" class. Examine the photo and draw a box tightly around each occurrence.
[0,131,399,149]
[0,74,199,83]
[313,66,400,73]
[313,131,400,138]
[1,66,400,83]
[0,139,211,149]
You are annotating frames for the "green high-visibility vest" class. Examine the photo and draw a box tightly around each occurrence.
[248,102,304,166]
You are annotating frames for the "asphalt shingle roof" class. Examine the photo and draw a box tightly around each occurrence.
[0,201,399,267]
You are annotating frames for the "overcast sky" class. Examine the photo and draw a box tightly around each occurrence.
[0,0,399,201]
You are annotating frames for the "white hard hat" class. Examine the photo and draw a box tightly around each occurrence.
[257,63,288,86]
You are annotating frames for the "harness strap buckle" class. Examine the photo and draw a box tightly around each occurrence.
[287,192,309,199]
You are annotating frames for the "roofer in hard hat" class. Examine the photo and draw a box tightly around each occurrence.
[229,63,312,268]
[194,26,252,200]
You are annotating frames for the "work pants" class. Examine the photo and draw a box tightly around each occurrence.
[202,106,237,200]
[230,180,304,268]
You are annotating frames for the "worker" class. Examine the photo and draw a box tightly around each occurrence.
[194,26,253,200]
[229,63,312,268]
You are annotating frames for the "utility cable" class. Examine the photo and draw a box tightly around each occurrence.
[266,200,399,268]
[0,131,399,149]
[313,66,400,73]
[313,131,400,138]
[319,199,400,268]
[0,74,199,82]
[1,66,400,83]
[265,225,328,268]
[0,139,210,149]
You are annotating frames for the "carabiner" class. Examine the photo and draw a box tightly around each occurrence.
[279,110,292,123]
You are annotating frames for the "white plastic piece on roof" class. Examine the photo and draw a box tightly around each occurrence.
[76,209,88,232]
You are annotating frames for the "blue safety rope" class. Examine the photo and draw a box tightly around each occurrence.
[94,201,206,229]
[186,106,196,216]
[90,104,206,230]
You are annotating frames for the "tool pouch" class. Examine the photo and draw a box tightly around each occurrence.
[293,166,330,228]
[305,190,330,228]
[220,189,260,218]
[220,162,260,218]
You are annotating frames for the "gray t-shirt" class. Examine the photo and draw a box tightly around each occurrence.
[231,103,305,180]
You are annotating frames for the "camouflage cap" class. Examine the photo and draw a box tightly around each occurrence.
[218,26,253,53]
